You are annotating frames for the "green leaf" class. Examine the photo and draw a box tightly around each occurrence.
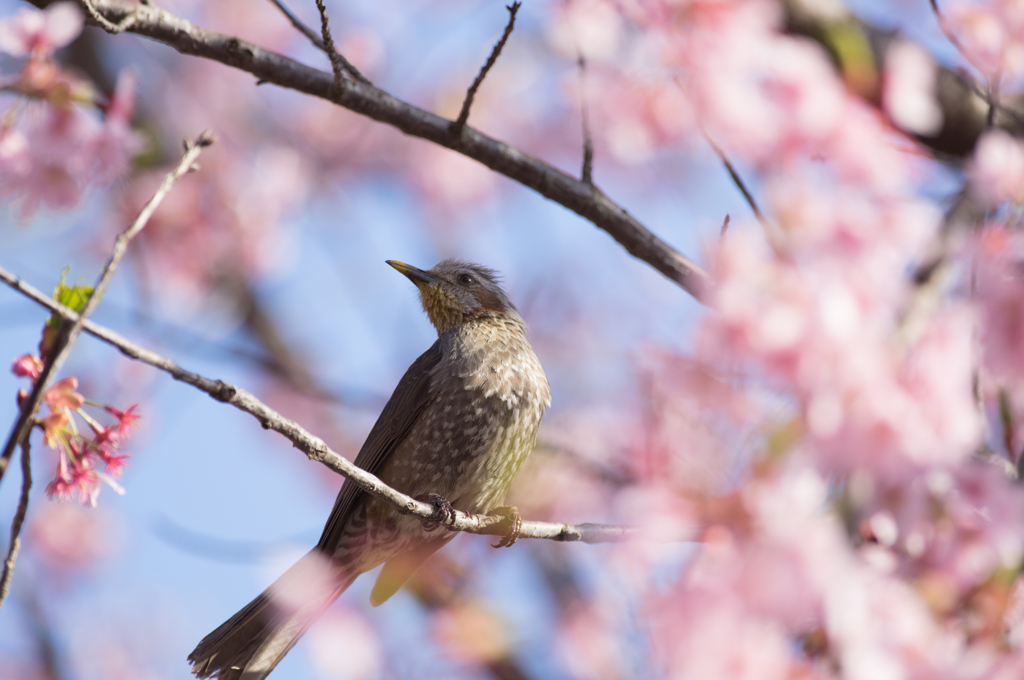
[47,267,94,329]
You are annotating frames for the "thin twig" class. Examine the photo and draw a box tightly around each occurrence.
[705,135,787,256]
[0,132,214,486]
[78,0,137,33]
[314,0,343,94]
[451,2,521,139]
[72,0,712,301]
[267,0,370,85]
[706,137,768,229]
[720,214,730,242]
[0,439,31,611]
[578,55,594,185]
[0,267,679,545]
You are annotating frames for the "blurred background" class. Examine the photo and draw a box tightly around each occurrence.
[0,0,979,678]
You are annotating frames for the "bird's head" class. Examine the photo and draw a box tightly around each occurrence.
[387,258,520,334]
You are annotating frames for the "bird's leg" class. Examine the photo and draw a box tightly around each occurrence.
[490,506,522,548]
[415,493,457,530]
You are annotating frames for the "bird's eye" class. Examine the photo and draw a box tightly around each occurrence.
[459,274,474,284]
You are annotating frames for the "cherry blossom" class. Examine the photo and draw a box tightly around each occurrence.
[0,2,83,59]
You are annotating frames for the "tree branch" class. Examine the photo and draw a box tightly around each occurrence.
[0,439,31,611]
[451,1,520,140]
[59,0,711,302]
[0,266,670,545]
[266,0,370,85]
[0,131,214,484]
[77,0,136,34]
[313,0,342,93]
[578,55,594,185]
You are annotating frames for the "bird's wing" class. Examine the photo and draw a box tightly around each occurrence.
[316,339,442,553]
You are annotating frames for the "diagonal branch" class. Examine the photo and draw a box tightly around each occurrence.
[0,131,214,484]
[61,0,711,302]
[0,266,673,545]
[267,0,370,85]
[0,439,31,611]
[451,1,520,140]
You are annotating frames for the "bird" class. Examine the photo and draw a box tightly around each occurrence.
[189,259,551,680]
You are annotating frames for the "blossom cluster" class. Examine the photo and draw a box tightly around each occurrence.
[13,357,138,506]
[13,355,139,507]
[10,274,140,507]
[543,0,1024,677]
[0,2,142,218]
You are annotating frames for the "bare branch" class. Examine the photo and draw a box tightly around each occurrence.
[0,439,31,611]
[266,0,370,85]
[77,0,136,33]
[0,131,214,483]
[67,0,711,300]
[0,267,684,545]
[578,55,594,185]
[720,214,730,242]
[314,0,343,93]
[451,2,521,140]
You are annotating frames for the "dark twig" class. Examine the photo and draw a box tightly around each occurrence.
[705,136,786,255]
[578,55,594,185]
[267,0,370,85]
[706,137,769,229]
[314,0,343,93]
[68,0,712,301]
[0,131,214,486]
[930,0,1002,129]
[451,2,521,139]
[720,214,730,242]
[0,267,682,545]
[0,439,31,611]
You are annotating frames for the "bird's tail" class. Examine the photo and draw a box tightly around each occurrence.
[189,549,356,680]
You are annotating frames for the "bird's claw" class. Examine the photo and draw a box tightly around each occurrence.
[491,506,522,548]
[416,493,456,531]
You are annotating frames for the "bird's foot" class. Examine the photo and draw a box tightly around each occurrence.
[491,506,522,548]
[416,493,457,531]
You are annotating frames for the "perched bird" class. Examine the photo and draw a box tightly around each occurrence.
[189,259,551,680]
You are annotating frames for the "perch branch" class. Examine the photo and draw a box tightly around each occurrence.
[0,267,680,545]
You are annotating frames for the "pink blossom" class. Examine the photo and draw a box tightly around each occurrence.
[46,452,100,506]
[0,2,83,59]
[11,353,43,380]
[975,227,1024,382]
[0,68,140,217]
[970,130,1024,207]
[943,3,1024,81]
[99,453,130,479]
[90,70,144,183]
[883,40,942,136]
[39,410,69,449]
[0,105,94,217]
[45,376,84,411]
[105,404,141,438]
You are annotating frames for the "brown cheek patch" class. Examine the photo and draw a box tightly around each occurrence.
[475,288,507,313]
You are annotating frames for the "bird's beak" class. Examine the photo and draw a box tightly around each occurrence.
[386,260,436,287]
